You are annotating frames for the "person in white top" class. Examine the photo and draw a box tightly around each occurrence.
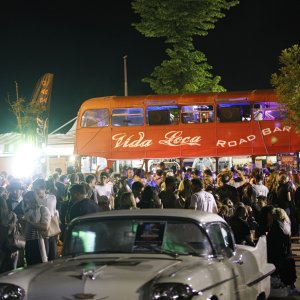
[32,179,58,261]
[251,168,269,199]
[190,178,218,213]
[22,191,50,265]
[95,172,114,208]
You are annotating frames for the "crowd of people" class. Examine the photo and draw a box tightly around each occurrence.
[0,162,299,292]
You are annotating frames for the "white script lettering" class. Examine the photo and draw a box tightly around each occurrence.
[112,132,152,148]
[112,131,202,148]
[158,131,201,147]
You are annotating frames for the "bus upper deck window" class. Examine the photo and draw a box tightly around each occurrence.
[181,105,214,124]
[81,109,109,127]
[146,105,179,125]
[253,102,287,121]
[112,108,144,126]
[217,102,251,122]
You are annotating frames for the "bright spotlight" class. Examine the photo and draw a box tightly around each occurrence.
[12,143,39,177]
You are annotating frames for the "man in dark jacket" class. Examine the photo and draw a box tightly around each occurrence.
[69,198,100,221]
[216,172,239,205]
[159,176,179,208]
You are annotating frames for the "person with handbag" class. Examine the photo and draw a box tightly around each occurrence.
[0,187,20,273]
[32,179,59,261]
[22,191,50,266]
[267,207,298,294]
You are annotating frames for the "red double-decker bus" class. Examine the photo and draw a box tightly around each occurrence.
[75,90,300,165]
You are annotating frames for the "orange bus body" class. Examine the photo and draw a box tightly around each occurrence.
[75,90,300,160]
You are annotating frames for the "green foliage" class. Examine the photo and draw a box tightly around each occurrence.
[144,46,225,94]
[271,44,300,131]
[132,0,239,43]
[7,97,46,138]
[132,0,238,94]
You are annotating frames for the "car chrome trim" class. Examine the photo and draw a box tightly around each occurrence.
[247,269,275,287]
[199,275,238,293]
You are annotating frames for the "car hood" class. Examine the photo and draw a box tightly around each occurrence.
[0,254,212,300]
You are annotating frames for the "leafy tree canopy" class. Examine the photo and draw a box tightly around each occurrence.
[271,44,300,131]
[7,96,48,139]
[132,0,238,44]
[132,0,238,94]
[143,46,225,94]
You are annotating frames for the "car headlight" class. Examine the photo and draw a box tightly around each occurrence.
[0,283,25,300]
[152,283,200,300]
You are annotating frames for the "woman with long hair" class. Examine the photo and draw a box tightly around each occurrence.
[140,186,161,209]
[266,171,279,191]
[267,208,297,292]
[22,191,51,266]
[292,173,300,236]
[276,172,293,216]
[228,204,255,246]
[240,183,253,206]
[266,171,280,206]
[118,192,136,210]
[292,173,300,190]
[179,178,192,209]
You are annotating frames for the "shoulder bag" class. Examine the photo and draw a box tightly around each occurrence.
[40,207,61,238]
[7,222,26,251]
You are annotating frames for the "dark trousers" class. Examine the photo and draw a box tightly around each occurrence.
[0,249,18,273]
[277,257,297,286]
[44,236,57,261]
[25,240,43,266]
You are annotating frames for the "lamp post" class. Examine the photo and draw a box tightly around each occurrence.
[123,55,128,96]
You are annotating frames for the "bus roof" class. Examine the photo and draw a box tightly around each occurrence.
[79,90,276,110]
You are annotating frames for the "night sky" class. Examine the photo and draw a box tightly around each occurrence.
[0,0,299,133]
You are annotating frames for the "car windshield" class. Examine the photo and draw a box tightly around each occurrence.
[64,218,213,257]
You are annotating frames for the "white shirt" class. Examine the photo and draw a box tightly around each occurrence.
[95,184,113,198]
[190,191,217,213]
[252,182,269,198]
[38,194,57,217]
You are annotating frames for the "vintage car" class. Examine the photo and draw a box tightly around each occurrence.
[0,209,275,300]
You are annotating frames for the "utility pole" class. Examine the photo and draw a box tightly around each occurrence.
[15,81,19,101]
[123,55,128,96]
[13,81,22,132]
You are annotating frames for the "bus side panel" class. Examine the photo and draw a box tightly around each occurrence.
[75,128,112,157]
[252,121,295,155]
[291,129,300,153]
[75,122,300,159]
[144,125,183,158]
[179,124,218,157]
[215,122,254,156]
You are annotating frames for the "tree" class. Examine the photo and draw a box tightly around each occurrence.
[7,96,47,140]
[132,0,239,94]
[7,74,53,145]
[271,44,300,131]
